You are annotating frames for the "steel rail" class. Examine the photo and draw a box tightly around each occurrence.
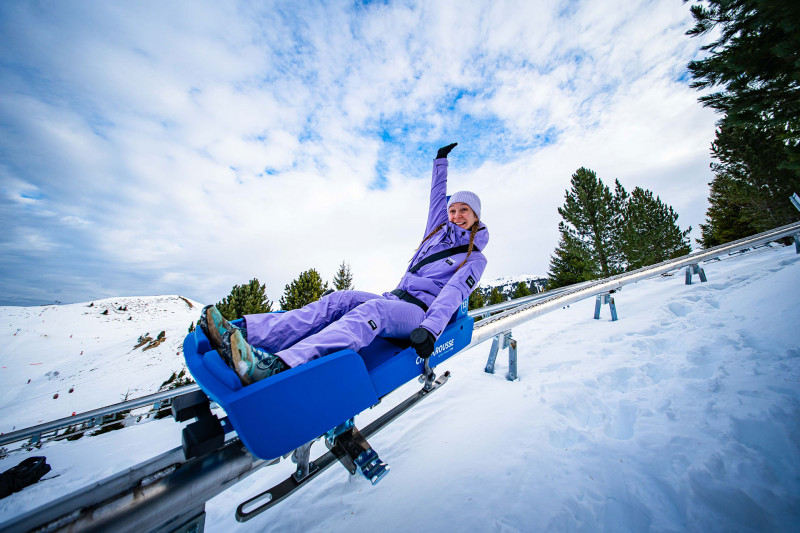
[0,437,269,533]
[467,220,800,346]
[467,280,595,318]
[0,384,200,448]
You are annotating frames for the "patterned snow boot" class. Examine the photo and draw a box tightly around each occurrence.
[198,305,234,356]
[221,328,288,386]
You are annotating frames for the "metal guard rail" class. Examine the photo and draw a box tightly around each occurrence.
[468,219,800,346]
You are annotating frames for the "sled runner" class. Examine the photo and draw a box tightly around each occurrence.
[182,299,473,462]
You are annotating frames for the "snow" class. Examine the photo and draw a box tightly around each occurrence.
[1,245,799,532]
[481,273,547,289]
[0,295,200,432]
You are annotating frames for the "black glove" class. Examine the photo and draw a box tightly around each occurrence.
[436,142,457,159]
[409,327,436,359]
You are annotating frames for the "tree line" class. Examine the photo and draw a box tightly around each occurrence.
[215,261,354,320]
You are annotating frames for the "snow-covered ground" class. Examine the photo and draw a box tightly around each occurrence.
[1,244,799,532]
[0,295,199,432]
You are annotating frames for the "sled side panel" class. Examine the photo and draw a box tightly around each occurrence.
[225,349,379,460]
[366,316,474,398]
[184,329,380,460]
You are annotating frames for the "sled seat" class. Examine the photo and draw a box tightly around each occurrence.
[183,300,473,460]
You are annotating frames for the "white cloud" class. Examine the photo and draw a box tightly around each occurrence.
[0,0,719,305]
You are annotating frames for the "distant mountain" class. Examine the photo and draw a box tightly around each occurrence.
[477,274,548,301]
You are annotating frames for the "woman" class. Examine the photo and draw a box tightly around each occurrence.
[200,143,489,386]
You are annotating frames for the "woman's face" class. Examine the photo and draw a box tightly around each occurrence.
[448,202,478,230]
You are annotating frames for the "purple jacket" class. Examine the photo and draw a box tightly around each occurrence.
[393,158,489,337]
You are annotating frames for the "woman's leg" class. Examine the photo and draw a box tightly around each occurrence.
[275,297,425,367]
[243,290,381,353]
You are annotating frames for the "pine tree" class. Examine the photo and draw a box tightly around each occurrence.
[686,0,800,169]
[468,286,485,310]
[487,287,504,306]
[699,171,759,247]
[700,118,800,244]
[550,169,693,285]
[332,261,354,291]
[511,281,531,299]
[619,187,692,269]
[686,1,800,242]
[280,269,329,311]
[548,226,596,289]
[216,278,273,320]
[548,168,625,287]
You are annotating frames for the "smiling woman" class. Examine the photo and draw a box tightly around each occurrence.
[197,143,490,386]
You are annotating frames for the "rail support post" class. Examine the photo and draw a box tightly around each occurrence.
[791,193,800,253]
[484,331,518,381]
[685,264,707,285]
[593,293,618,321]
[506,334,518,381]
[291,440,317,482]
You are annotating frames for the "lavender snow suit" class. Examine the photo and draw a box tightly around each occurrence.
[244,158,489,368]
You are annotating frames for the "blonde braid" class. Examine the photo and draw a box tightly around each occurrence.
[455,221,480,271]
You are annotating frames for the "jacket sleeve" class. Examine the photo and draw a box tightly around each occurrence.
[418,252,487,337]
[423,158,449,237]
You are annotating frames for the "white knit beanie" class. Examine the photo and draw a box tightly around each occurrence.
[447,191,481,220]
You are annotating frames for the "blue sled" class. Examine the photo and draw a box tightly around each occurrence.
[183,300,474,461]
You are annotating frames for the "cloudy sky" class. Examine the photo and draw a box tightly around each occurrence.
[0,0,718,307]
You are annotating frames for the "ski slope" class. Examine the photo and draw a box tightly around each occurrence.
[0,295,200,432]
[1,244,799,532]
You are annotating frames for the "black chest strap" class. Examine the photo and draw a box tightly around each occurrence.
[409,244,480,274]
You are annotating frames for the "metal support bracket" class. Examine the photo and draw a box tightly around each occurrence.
[594,292,618,321]
[785,193,800,253]
[484,331,518,381]
[418,358,436,391]
[685,263,708,285]
[291,441,318,482]
[326,424,389,485]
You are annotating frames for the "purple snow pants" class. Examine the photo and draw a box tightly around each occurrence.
[243,290,426,368]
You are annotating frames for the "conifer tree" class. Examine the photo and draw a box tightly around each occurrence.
[280,269,329,311]
[699,171,759,247]
[686,1,800,242]
[332,261,354,291]
[699,118,800,245]
[548,224,596,290]
[548,168,625,287]
[487,287,504,306]
[468,286,484,310]
[686,0,800,169]
[216,278,273,320]
[619,187,692,269]
[511,281,531,299]
[550,169,693,286]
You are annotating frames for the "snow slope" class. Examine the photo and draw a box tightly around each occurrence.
[1,245,799,532]
[0,295,200,432]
